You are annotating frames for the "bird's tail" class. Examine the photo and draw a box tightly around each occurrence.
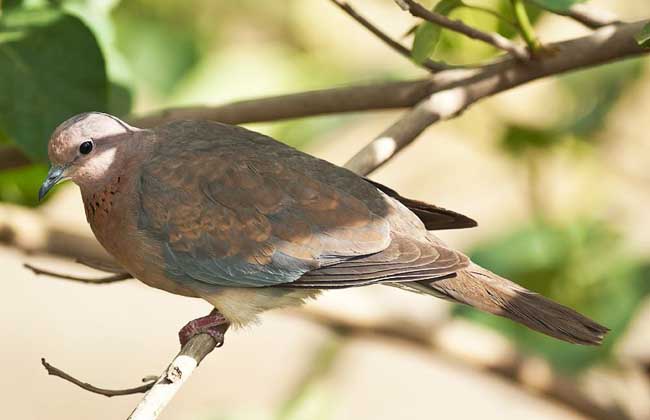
[404,263,608,345]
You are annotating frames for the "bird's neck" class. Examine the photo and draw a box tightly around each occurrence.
[79,130,153,222]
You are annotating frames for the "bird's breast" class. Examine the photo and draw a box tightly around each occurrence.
[82,175,141,268]
[82,176,199,298]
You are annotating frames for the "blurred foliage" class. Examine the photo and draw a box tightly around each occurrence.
[500,124,560,155]
[499,59,644,156]
[206,339,341,420]
[0,164,48,206]
[559,59,643,138]
[274,339,340,420]
[0,4,107,161]
[0,0,359,206]
[484,56,648,372]
[3,0,642,206]
[113,14,199,96]
[532,0,586,12]
[457,219,650,373]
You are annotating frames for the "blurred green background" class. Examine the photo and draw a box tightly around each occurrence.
[2,1,650,419]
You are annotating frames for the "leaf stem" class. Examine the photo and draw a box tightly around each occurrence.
[510,0,542,52]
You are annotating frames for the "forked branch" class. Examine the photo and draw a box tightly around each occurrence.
[41,358,155,397]
[329,0,451,72]
[399,0,530,59]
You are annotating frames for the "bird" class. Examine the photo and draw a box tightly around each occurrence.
[39,112,608,346]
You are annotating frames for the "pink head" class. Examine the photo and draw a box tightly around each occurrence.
[39,112,136,200]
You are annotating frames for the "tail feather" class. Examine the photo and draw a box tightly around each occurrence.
[411,264,609,345]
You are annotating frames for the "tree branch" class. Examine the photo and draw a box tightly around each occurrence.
[41,358,155,397]
[344,92,448,174]
[37,243,629,419]
[24,263,133,284]
[400,0,530,59]
[0,19,642,174]
[0,147,31,171]
[127,332,226,420]
[42,332,226,420]
[132,20,647,133]
[131,79,435,128]
[345,20,650,175]
[294,308,631,420]
[328,0,450,72]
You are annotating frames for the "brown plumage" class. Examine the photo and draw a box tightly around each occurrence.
[40,112,608,344]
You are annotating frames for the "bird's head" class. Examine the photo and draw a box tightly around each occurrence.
[39,112,135,200]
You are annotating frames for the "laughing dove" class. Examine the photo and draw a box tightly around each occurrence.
[40,112,608,345]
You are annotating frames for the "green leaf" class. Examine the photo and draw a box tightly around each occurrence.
[0,7,108,162]
[411,0,462,63]
[532,0,586,12]
[500,124,560,155]
[636,23,650,49]
[114,12,199,96]
[0,163,48,206]
[108,81,133,118]
[559,59,643,138]
[2,0,24,10]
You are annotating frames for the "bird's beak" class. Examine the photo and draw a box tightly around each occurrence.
[38,164,67,201]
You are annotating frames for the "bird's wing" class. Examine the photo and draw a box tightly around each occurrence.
[364,179,477,230]
[138,121,467,289]
[287,233,468,288]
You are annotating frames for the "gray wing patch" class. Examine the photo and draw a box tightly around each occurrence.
[163,242,312,287]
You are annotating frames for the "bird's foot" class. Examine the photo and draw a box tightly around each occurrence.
[178,309,230,347]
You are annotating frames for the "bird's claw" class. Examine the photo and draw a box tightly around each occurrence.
[178,310,229,347]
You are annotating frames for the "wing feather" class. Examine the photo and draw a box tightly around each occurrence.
[138,121,469,290]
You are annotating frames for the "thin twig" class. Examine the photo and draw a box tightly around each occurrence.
[24,263,133,283]
[42,331,228,420]
[400,0,529,60]
[41,358,155,397]
[529,0,620,29]
[131,79,435,128]
[563,3,621,29]
[329,0,450,72]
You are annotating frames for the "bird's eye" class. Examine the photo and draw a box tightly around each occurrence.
[79,140,93,155]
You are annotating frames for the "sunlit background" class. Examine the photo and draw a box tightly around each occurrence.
[1,0,650,419]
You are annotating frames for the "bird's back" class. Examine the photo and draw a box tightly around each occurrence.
[134,120,467,291]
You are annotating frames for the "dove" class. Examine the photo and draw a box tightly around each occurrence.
[39,112,608,346]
